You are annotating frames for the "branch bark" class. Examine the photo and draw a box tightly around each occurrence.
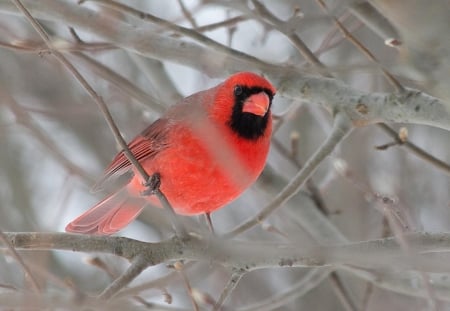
[1,1,449,130]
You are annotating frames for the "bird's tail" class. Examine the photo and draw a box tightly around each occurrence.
[65,189,145,235]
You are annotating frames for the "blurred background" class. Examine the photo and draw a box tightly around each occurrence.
[0,0,450,310]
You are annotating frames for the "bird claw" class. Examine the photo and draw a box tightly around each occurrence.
[141,173,161,196]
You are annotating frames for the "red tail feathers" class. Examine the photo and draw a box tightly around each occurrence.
[65,189,145,235]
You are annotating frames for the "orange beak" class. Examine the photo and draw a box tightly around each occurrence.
[242,92,270,116]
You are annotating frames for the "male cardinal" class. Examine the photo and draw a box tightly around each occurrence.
[65,72,276,235]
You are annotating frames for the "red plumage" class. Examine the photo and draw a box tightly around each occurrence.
[66,72,276,235]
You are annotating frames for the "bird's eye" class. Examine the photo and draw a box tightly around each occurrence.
[234,85,243,96]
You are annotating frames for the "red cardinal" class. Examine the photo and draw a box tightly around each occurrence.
[65,72,276,235]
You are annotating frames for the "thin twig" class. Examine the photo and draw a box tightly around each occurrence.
[118,262,196,297]
[71,51,165,113]
[329,273,357,311]
[142,173,188,238]
[361,282,374,311]
[155,189,188,238]
[251,0,331,77]
[126,54,182,103]
[174,262,199,311]
[1,88,94,183]
[0,39,115,53]
[98,254,149,300]
[315,11,355,56]
[272,138,329,215]
[362,213,389,310]
[349,2,400,44]
[176,0,197,28]
[196,16,249,32]
[315,0,404,93]
[213,270,244,311]
[235,268,334,311]
[68,28,165,113]
[377,123,450,176]
[0,229,41,293]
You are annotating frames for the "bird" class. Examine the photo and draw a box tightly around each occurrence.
[65,72,276,235]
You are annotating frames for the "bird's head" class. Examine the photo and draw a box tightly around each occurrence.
[213,72,276,140]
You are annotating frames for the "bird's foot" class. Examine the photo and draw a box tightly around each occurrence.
[141,172,161,196]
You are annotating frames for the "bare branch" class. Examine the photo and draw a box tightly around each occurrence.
[5,231,450,273]
[349,2,400,44]
[251,0,329,74]
[236,268,334,311]
[279,76,450,131]
[0,88,95,183]
[72,52,166,113]
[196,16,249,32]
[1,1,449,131]
[316,0,404,92]
[99,254,149,300]
[377,124,450,175]
[213,269,244,311]
[0,229,41,293]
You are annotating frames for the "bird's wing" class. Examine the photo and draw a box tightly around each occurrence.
[91,118,171,192]
[91,88,215,192]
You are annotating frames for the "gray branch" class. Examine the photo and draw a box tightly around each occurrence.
[4,232,450,272]
[0,1,449,128]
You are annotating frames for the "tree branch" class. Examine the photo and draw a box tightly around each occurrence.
[5,232,450,272]
[1,1,449,130]
[99,254,149,299]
